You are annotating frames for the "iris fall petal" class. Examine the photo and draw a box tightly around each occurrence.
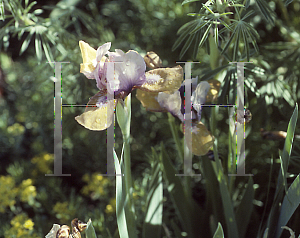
[136,90,166,112]
[75,90,116,131]
[139,66,183,93]
[185,121,214,156]
[206,79,221,102]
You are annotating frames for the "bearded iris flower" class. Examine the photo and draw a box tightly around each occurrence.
[75,41,183,131]
[136,76,215,156]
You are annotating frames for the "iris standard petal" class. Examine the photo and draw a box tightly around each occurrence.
[94,42,111,90]
[108,50,146,96]
[96,42,111,62]
[79,41,97,79]
[107,49,124,59]
[191,81,210,119]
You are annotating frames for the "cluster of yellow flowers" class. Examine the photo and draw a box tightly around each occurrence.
[0,176,37,213]
[31,153,54,176]
[4,213,39,238]
[0,176,39,237]
[7,123,25,136]
[0,175,18,213]
[19,179,37,206]
[81,173,113,200]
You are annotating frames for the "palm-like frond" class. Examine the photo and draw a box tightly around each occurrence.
[254,0,276,25]
[220,11,259,61]
[172,10,233,59]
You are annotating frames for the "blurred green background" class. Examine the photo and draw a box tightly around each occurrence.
[0,0,299,237]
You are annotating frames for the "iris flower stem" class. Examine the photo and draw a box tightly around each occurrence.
[168,113,184,162]
[116,94,137,238]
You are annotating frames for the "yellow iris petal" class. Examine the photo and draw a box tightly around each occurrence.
[75,90,117,131]
[185,121,214,156]
[139,65,183,93]
[136,89,166,112]
[79,40,97,74]
[206,79,221,103]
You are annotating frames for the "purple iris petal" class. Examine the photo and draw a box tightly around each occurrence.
[157,91,184,121]
[94,42,111,90]
[107,50,146,97]
[191,81,210,120]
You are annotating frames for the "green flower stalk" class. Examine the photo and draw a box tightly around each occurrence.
[116,94,137,238]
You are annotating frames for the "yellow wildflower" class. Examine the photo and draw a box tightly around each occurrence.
[0,175,18,213]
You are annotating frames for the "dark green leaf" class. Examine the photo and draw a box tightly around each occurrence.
[285,0,294,6]
[41,38,53,63]
[235,178,254,238]
[172,21,196,52]
[159,143,202,238]
[35,33,42,62]
[178,19,199,35]
[199,64,229,81]
[266,104,298,238]
[179,33,196,59]
[85,219,97,238]
[241,28,250,61]
[182,0,201,5]
[143,159,163,238]
[221,22,237,55]
[190,21,209,34]
[20,30,34,55]
[192,31,201,59]
[255,0,275,25]
[245,0,250,8]
[241,10,255,21]
[233,26,241,61]
[212,144,239,238]
[213,223,224,238]
[275,174,300,238]
[198,24,212,49]
[279,104,298,194]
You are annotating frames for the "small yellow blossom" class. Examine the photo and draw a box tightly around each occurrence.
[0,175,18,213]
[105,198,116,214]
[31,153,54,175]
[132,192,139,200]
[7,123,25,136]
[19,179,37,205]
[81,173,112,200]
[23,219,34,230]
